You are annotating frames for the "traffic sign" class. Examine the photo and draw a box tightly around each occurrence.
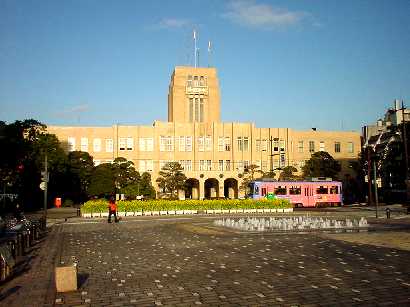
[39,182,46,190]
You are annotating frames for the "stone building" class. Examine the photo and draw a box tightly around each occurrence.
[47,66,361,199]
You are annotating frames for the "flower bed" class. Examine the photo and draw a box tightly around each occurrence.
[81,198,292,215]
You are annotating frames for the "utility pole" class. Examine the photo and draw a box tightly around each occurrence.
[401,100,409,180]
[43,154,48,224]
[373,159,379,218]
[269,136,274,172]
[367,147,373,206]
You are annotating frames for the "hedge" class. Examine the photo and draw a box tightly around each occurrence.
[81,198,292,214]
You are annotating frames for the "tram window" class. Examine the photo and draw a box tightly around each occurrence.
[261,188,267,196]
[289,186,301,195]
[275,186,287,195]
[330,186,338,194]
[255,186,259,195]
[316,186,328,194]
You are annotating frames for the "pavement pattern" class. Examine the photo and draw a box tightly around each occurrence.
[1,216,410,306]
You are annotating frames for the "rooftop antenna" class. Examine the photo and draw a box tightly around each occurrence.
[208,40,212,67]
[193,29,198,67]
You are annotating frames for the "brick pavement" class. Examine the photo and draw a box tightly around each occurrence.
[1,216,410,306]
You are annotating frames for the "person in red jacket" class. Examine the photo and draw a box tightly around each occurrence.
[107,197,119,223]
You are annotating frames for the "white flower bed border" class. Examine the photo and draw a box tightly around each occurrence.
[82,208,293,218]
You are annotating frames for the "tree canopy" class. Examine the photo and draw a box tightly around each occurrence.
[302,151,341,179]
[156,162,187,198]
[279,166,299,181]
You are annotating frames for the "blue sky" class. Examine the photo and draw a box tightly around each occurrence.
[0,0,409,131]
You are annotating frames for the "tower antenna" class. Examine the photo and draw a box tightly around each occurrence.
[193,29,198,68]
[208,40,212,67]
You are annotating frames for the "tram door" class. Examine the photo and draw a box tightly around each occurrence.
[303,184,314,207]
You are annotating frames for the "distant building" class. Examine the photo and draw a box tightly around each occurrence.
[48,66,361,199]
[363,99,410,146]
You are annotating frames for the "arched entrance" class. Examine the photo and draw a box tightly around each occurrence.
[224,178,238,199]
[185,178,200,200]
[204,178,219,199]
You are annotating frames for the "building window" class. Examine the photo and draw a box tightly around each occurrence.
[225,137,231,151]
[218,137,225,152]
[206,160,212,171]
[80,137,88,152]
[243,137,249,151]
[200,98,204,122]
[180,160,192,171]
[139,160,153,172]
[119,138,127,151]
[280,140,285,152]
[309,141,315,153]
[199,160,205,171]
[179,136,186,152]
[93,138,101,152]
[126,138,134,151]
[298,141,303,153]
[319,141,325,152]
[262,160,268,171]
[140,138,154,151]
[347,142,354,153]
[255,160,261,169]
[225,160,231,171]
[218,160,224,171]
[273,138,279,152]
[256,139,261,152]
[106,139,113,152]
[186,136,192,151]
[334,142,341,153]
[236,160,244,172]
[261,139,267,151]
[198,136,205,152]
[68,137,75,151]
[236,137,249,151]
[205,136,212,151]
[244,160,249,171]
[189,98,193,122]
[160,136,173,152]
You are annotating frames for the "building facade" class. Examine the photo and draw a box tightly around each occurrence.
[48,66,361,199]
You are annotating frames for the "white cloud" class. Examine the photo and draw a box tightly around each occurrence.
[222,0,308,29]
[156,18,191,29]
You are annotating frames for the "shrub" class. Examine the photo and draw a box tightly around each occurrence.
[81,198,292,213]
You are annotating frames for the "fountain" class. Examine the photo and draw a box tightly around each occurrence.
[213,216,369,232]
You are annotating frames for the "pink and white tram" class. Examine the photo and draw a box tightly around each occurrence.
[248,179,343,208]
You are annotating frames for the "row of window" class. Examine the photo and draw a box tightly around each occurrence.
[298,141,354,153]
[186,75,207,87]
[68,137,354,154]
[92,159,289,172]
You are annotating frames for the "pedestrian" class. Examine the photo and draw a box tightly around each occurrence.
[107,197,119,223]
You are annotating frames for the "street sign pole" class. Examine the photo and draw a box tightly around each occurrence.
[43,154,48,225]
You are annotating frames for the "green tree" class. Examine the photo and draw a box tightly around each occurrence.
[261,171,276,179]
[112,157,139,192]
[140,172,156,199]
[239,164,262,194]
[66,151,94,203]
[279,166,298,181]
[302,151,341,179]
[88,163,115,197]
[156,162,187,198]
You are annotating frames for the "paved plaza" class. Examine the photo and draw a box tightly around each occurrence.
[1,213,410,306]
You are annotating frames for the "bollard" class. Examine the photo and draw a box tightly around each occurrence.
[77,208,81,217]
[386,208,391,219]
